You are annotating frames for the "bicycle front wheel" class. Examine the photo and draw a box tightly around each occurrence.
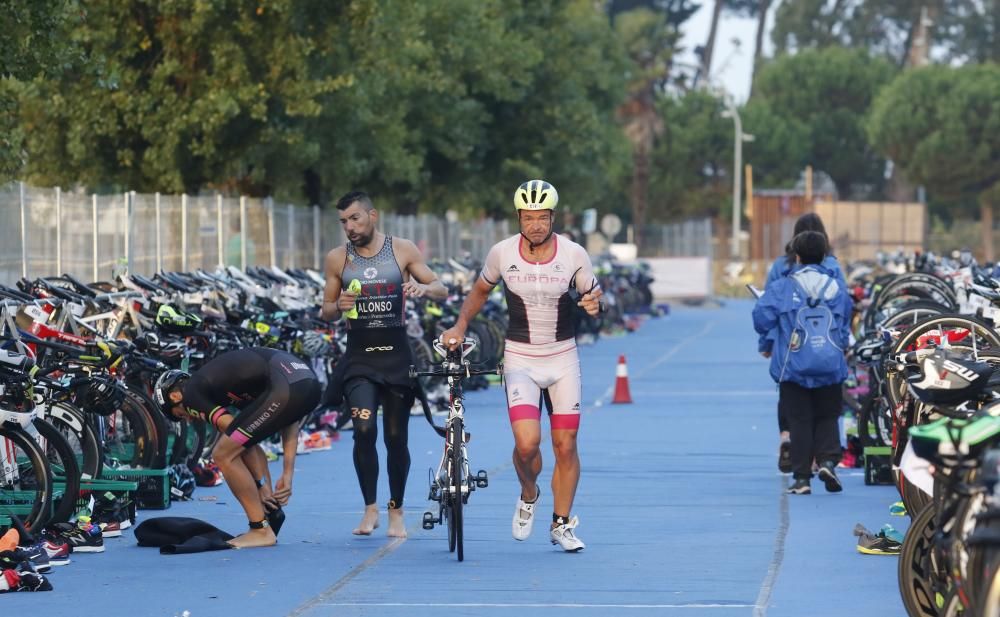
[449,417,464,561]
[0,425,54,531]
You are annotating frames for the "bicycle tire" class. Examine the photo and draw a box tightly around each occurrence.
[899,503,942,617]
[125,385,170,469]
[0,425,54,532]
[31,417,81,526]
[38,400,103,479]
[451,415,464,562]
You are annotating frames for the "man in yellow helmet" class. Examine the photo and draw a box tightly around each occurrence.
[441,180,603,552]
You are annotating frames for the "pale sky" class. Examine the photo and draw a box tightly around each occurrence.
[678,3,778,104]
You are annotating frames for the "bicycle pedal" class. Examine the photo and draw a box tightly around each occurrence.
[475,470,489,488]
[422,511,437,530]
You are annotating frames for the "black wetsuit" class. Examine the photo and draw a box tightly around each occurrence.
[181,348,321,448]
[340,236,415,509]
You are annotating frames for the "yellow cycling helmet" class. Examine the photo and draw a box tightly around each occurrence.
[513,180,558,211]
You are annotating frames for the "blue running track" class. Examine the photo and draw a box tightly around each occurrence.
[4,301,908,616]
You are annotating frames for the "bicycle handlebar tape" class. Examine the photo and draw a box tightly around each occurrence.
[344,279,362,320]
[612,354,633,404]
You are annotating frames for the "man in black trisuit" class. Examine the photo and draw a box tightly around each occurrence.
[154,347,321,548]
[321,191,448,537]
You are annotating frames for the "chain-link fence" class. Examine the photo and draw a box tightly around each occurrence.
[0,183,515,285]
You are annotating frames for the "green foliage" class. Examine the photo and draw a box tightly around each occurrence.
[648,89,731,220]
[745,47,896,197]
[868,63,1000,200]
[14,0,629,218]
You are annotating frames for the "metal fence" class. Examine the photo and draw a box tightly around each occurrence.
[0,182,513,285]
[636,219,714,258]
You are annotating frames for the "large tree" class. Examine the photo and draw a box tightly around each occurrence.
[1,0,83,181]
[745,47,896,198]
[868,63,1000,259]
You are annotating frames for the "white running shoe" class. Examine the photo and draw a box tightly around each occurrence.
[550,516,585,552]
[511,486,540,541]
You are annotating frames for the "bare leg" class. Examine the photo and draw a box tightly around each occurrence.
[550,429,580,524]
[213,437,276,548]
[353,504,379,535]
[511,420,542,501]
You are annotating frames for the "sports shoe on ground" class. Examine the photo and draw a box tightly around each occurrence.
[60,526,104,553]
[787,479,811,495]
[889,501,907,517]
[778,441,792,474]
[0,548,50,574]
[856,532,902,555]
[303,431,332,452]
[817,461,843,493]
[512,486,540,541]
[38,540,70,566]
[550,516,585,552]
[99,521,122,538]
[15,545,52,573]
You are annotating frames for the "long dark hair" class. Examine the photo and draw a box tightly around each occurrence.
[785,212,830,266]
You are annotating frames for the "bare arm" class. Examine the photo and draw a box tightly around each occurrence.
[396,238,448,301]
[273,420,300,505]
[440,277,493,349]
[320,247,347,321]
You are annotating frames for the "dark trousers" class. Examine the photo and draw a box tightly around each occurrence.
[779,382,842,480]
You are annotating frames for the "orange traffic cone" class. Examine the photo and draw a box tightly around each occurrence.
[612,354,632,404]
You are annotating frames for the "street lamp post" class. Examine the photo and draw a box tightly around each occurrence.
[722,104,754,259]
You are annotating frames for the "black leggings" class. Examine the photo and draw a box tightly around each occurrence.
[778,382,842,479]
[344,378,415,508]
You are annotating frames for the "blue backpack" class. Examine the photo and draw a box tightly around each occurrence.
[779,275,843,380]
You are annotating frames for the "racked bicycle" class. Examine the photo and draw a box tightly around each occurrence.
[410,339,497,562]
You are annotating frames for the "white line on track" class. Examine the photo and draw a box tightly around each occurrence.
[318,603,755,609]
[753,474,790,616]
[591,319,717,408]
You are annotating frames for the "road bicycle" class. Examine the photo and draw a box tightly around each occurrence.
[410,338,497,562]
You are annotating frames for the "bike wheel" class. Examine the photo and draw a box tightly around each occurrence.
[39,401,103,479]
[30,417,81,526]
[451,416,464,562]
[899,503,942,617]
[0,426,53,531]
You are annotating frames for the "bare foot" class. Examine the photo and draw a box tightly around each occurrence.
[352,506,379,535]
[227,527,277,549]
[387,508,407,538]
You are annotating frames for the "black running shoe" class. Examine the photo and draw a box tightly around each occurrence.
[817,462,843,493]
[787,479,811,495]
[778,441,792,473]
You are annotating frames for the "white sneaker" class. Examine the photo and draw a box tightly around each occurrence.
[550,516,585,552]
[511,486,540,541]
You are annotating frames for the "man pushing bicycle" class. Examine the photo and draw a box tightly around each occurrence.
[441,180,602,552]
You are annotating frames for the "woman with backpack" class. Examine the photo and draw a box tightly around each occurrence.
[753,231,853,495]
[761,213,846,473]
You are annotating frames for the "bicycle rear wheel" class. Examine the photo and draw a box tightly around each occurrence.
[450,416,464,562]
[31,417,81,526]
[898,503,941,617]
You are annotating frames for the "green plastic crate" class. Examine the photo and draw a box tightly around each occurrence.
[0,488,63,518]
[100,467,170,510]
[864,446,894,486]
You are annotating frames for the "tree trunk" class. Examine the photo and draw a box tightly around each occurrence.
[631,148,648,253]
[698,0,724,87]
[749,0,772,98]
[983,196,995,263]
